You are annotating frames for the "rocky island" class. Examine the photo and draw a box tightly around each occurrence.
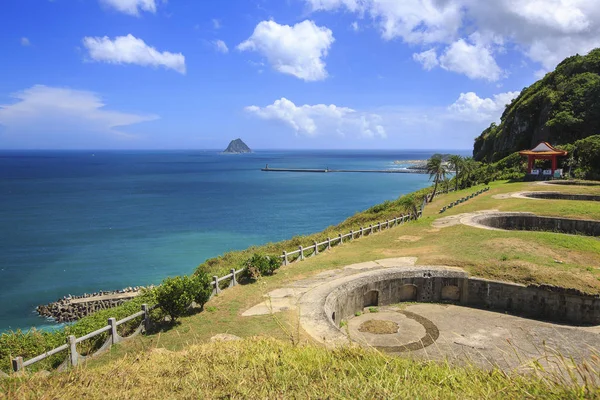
[223,138,252,154]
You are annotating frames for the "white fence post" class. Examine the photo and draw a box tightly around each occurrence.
[142,304,150,333]
[213,276,220,294]
[327,237,331,250]
[360,227,364,237]
[230,269,237,286]
[283,251,288,266]
[109,317,120,345]
[68,335,78,367]
[339,233,343,244]
[313,241,319,255]
[299,246,304,261]
[350,230,353,241]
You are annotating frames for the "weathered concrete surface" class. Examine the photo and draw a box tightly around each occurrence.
[431,210,500,230]
[241,257,418,317]
[348,304,600,372]
[242,258,600,372]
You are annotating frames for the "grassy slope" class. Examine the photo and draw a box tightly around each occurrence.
[1,338,592,399]
[3,180,600,396]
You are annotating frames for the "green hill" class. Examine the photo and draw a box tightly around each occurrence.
[474,48,600,162]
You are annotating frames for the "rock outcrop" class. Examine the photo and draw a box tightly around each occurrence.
[223,139,251,154]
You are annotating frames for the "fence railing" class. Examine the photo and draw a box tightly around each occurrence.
[438,187,490,214]
[11,304,153,374]
[9,192,439,375]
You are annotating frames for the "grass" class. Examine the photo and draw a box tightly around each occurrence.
[2,337,596,399]
[3,179,600,396]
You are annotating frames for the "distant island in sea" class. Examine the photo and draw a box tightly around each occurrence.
[223,139,252,154]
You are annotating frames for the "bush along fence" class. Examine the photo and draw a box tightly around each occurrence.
[439,187,490,214]
[8,191,445,376]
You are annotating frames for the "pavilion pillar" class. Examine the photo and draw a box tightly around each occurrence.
[552,156,557,172]
[528,156,534,173]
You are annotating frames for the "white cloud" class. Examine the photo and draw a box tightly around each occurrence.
[306,0,362,12]
[305,0,600,79]
[213,40,229,54]
[20,37,30,46]
[351,21,360,32]
[245,98,386,138]
[99,0,156,16]
[448,91,520,122]
[212,19,221,29]
[237,20,334,81]
[0,85,157,146]
[413,48,438,70]
[82,34,186,74]
[439,38,503,81]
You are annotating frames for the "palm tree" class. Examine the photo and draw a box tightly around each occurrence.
[460,157,478,188]
[398,194,420,219]
[448,155,463,192]
[426,154,447,199]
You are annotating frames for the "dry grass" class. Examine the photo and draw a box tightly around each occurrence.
[2,338,597,399]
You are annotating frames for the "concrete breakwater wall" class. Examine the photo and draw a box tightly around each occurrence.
[36,286,153,323]
[324,267,600,328]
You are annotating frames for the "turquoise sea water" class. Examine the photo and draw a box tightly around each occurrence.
[0,150,467,332]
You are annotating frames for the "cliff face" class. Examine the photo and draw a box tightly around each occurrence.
[223,139,252,154]
[474,48,600,162]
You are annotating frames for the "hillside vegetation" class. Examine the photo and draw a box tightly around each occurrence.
[1,338,592,399]
[474,48,600,162]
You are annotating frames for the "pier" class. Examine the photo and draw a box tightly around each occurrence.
[261,165,423,174]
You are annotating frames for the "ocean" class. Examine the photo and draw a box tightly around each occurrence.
[0,150,467,332]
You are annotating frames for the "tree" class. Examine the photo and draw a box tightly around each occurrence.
[190,272,212,311]
[426,154,447,199]
[448,155,463,191]
[460,157,479,188]
[397,194,420,219]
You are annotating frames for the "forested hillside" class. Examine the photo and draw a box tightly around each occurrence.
[474,49,600,162]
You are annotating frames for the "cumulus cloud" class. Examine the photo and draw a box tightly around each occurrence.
[413,48,438,70]
[0,85,158,147]
[237,20,334,81]
[245,98,386,138]
[305,0,600,79]
[99,0,156,16]
[213,40,229,54]
[448,91,520,122]
[438,38,503,81]
[212,19,221,29]
[20,37,30,46]
[82,34,186,74]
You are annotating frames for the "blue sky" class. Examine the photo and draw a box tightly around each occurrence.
[1,0,599,150]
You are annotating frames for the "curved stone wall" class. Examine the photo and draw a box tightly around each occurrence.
[470,213,600,237]
[319,266,600,342]
[545,180,600,187]
[521,192,600,201]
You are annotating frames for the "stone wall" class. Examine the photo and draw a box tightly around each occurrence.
[523,192,600,201]
[472,213,600,236]
[324,267,600,327]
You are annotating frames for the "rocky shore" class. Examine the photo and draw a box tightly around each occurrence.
[36,286,154,323]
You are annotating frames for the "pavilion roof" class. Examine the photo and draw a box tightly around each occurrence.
[519,142,568,156]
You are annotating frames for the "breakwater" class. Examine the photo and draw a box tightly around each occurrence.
[36,286,153,323]
[261,167,425,174]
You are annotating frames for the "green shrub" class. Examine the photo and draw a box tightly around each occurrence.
[243,253,281,280]
[190,272,212,310]
[155,276,195,322]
